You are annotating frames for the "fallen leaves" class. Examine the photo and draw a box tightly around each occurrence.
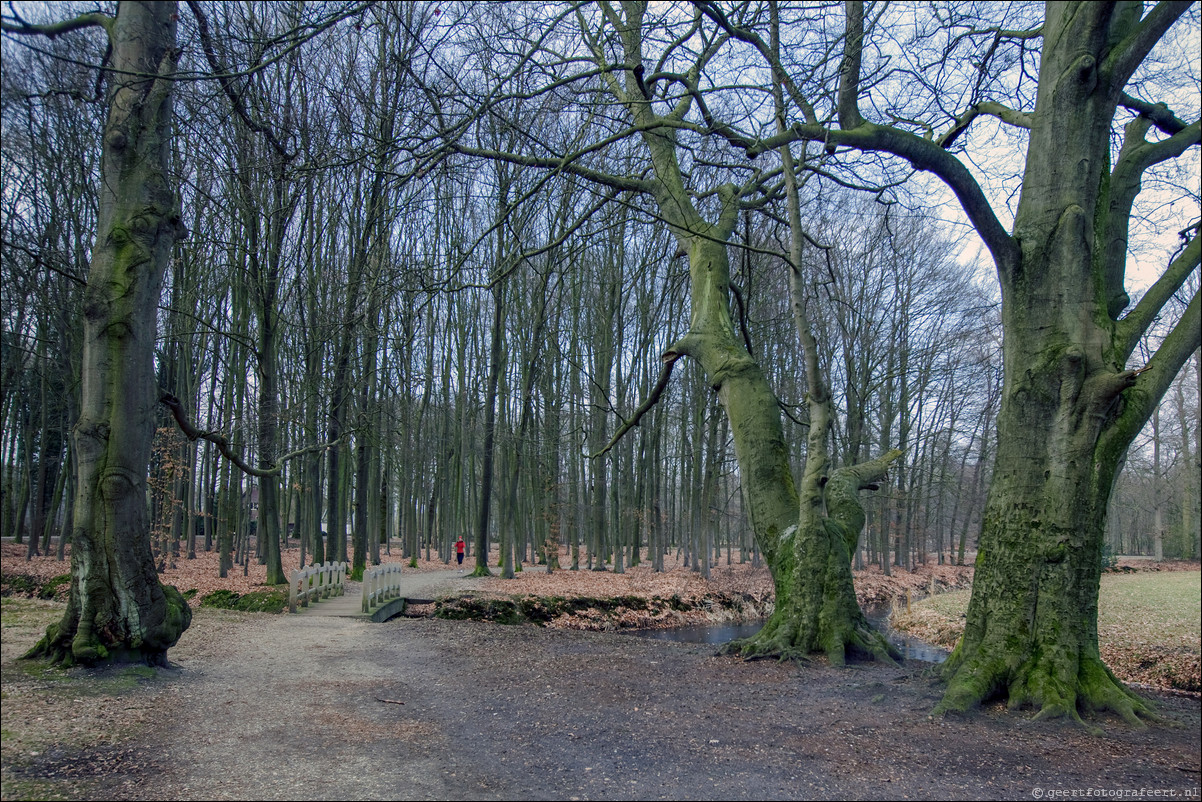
[6,540,1197,693]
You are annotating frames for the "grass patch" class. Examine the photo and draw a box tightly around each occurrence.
[1096,572,1200,692]
[1096,571,1199,647]
[892,571,1201,692]
[0,597,64,631]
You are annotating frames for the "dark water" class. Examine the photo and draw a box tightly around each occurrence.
[628,604,948,663]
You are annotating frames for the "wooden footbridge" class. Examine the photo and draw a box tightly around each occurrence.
[289,562,468,622]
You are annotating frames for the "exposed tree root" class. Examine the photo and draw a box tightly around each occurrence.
[720,614,808,661]
[25,624,172,668]
[827,621,901,667]
[720,609,900,666]
[23,584,191,669]
[935,648,1157,731]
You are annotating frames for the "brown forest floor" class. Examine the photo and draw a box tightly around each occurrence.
[2,542,1200,801]
[3,541,1196,689]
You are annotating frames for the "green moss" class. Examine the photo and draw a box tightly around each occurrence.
[124,665,157,679]
[198,588,287,614]
[2,574,41,596]
[199,589,240,608]
[38,574,72,599]
[2,573,73,601]
[144,584,192,656]
[93,665,162,692]
[518,597,555,622]
[17,658,68,682]
[434,597,525,625]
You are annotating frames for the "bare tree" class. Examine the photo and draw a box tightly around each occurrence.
[5,1,191,666]
[687,0,1199,722]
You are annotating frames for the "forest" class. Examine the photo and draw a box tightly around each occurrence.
[0,1,1198,721]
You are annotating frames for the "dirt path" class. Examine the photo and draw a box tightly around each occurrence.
[4,605,1198,801]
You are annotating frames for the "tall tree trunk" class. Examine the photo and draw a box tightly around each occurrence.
[352,305,381,580]
[26,336,49,560]
[1174,371,1198,559]
[472,281,504,576]
[25,1,191,667]
[584,4,902,663]
[936,3,1201,724]
[257,313,285,584]
[714,86,900,660]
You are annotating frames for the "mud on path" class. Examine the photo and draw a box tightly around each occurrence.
[3,602,1200,802]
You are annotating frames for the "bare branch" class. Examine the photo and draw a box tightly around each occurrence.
[1099,286,1201,465]
[451,143,652,194]
[1103,1,1194,93]
[936,101,1033,149]
[1103,118,1201,318]
[837,0,865,130]
[183,0,366,161]
[1,11,112,39]
[590,352,681,459]
[1118,232,1201,359]
[160,393,341,478]
[692,0,819,125]
[750,122,1019,271]
[1119,92,1189,136]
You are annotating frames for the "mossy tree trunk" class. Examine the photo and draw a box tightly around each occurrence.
[929,4,1201,724]
[726,42,903,661]
[574,2,901,664]
[719,0,1200,720]
[12,1,191,667]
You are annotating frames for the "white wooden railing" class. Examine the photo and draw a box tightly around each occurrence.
[361,563,404,614]
[288,561,347,613]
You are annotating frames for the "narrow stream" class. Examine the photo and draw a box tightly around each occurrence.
[628,604,948,663]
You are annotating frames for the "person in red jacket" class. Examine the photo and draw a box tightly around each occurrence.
[456,536,465,572]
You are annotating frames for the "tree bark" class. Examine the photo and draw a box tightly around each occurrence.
[24,1,191,667]
[935,3,1201,725]
[472,280,504,577]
